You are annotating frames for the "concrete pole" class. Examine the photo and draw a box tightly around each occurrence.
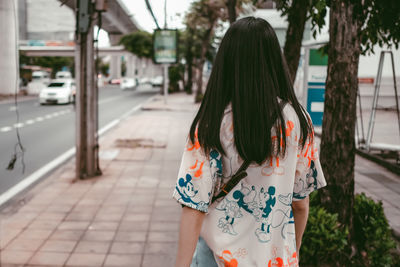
[85,21,98,177]
[138,58,143,77]
[109,34,122,80]
[125,54,135,77]
[75,31,87,179]
[163,64,168,104]
[75,2,100,179]
[0,0,18,95]
[110,55,121,79]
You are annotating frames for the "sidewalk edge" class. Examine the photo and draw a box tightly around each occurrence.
[314,131,399,176]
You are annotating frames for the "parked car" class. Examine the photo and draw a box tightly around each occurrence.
[32,70,50,83]
[55,71,72,79]
[109,78,121,85]
[139,77,150,84]
[120,78,137,90]
[151,76,163,87]
[28,71,51,94]
[39,80,76,105]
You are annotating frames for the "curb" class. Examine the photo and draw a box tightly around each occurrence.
[314,132,400,240]
[314,132,399,176]
[0,95,38,105]
[355,149,400,176]
[0,94,158,209]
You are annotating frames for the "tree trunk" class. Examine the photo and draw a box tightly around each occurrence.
[186,63,193,94]
[319,0,361,237]
[185,31,194,94]
[195,59,206,101]
[195,21,216,102]
[283,0,310,83]
[226,0,237,25]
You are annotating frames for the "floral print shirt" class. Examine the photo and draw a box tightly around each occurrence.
[173,103,326,267]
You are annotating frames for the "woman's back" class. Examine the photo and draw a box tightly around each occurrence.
[173,103,325,266]
[173,16,326,267]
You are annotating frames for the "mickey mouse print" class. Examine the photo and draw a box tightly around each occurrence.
[173,103,326,267]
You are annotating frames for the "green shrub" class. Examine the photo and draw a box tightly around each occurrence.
[300,204,349,266]
[300,192,399,267]
[352,193,397,267]
[308,190,320,207]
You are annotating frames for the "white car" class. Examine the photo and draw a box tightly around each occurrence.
[151,76,163,87]
[120,78,137,90]
[32,71,50,84]
[28,71,51,95]
[139,77,150,84]
[55,71,72,79]
[39,80,76,105]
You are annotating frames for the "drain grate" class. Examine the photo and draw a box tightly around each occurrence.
[115,138,166,149]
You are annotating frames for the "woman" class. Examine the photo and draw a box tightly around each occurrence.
[173,17,326,267]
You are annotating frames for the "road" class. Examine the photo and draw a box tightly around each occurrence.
[0,85,157,196]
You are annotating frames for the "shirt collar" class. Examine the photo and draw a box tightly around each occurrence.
[224,103,232,114]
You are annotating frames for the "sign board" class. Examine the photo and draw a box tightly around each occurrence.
[153,29,178,64]
[305,48,328,126]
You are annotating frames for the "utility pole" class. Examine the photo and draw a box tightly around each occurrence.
[164,0,167,29]
[0,0,18,95]
[163,0,168,104]
[75,0,101,179]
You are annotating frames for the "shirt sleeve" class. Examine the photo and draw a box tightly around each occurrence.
[172,135,222,213]
[292,131,327,201]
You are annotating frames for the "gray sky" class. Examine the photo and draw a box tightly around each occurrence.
[121,0,193,31]
[99,0,193,46]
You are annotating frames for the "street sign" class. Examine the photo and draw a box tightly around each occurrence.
[153,29,178,64]
[305,48,328,126]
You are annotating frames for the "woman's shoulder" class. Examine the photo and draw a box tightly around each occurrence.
[282,102,300,121]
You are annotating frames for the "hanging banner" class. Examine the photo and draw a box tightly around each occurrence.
[153,29,178,64]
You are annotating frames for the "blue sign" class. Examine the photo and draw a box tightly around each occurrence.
[306,83,325,126]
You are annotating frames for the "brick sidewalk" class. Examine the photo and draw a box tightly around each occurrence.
[0,92,398,266]
[0,93,198,267]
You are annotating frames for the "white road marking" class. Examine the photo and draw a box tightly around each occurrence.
[1,126,12,132]
[1,109,75,135]
[0,96,155,207]
[9,106,17,111]
[0,147,76,207]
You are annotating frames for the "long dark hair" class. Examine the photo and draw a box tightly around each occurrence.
[190,16,312,164]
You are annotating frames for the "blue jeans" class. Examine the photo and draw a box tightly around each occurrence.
[191,237,218,267]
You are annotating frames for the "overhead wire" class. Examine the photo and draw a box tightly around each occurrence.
[144,0,161,29]
[7,0,26,173]
[94,9,102,175]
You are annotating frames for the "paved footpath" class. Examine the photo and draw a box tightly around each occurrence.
[0,93,399,267]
